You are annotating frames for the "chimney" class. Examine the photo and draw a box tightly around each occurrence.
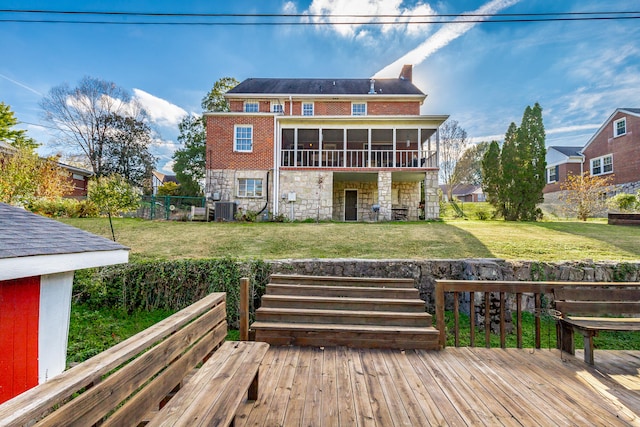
[399,64,413,82]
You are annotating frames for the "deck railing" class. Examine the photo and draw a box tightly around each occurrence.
[281,149,437,168]
[435,280,557,349]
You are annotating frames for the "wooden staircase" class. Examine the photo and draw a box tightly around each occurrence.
[251,274,440,350]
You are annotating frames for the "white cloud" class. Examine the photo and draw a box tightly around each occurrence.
[133,89,187,128]
[303,0,436,39]
[374,0,521,78]
[546,124,601,135]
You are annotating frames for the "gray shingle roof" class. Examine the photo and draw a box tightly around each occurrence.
[549,146,582,156]
[0,203,128,259]
[227,78,424,96]
[621,108,640,114]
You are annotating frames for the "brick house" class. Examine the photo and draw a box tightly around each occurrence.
[544,108,640,198]
[582,108,640,194]
[542,146,583,194]
[205,65,448,221]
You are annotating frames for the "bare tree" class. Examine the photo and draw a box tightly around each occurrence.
[439,119,468,201]
[40,76,150,178]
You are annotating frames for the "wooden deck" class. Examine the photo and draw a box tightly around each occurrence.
[235,346,640,426]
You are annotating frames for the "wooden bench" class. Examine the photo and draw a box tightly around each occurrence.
[0,292,269,426]
[554,284,640,365]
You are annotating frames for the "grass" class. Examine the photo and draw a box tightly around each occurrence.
[60,216,640,262]
[444,310,639,350]
[67,304,239,364]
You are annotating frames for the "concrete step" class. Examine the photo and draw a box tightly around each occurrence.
[255,307,433,327]
[266,283,420,299]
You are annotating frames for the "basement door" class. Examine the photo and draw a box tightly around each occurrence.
[344,190,358,221]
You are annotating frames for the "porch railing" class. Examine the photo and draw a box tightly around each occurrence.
[435,280,557,349]
[281,149,437,168]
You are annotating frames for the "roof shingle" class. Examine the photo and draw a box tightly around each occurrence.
[227,78,424,96]
[0,203,128,259]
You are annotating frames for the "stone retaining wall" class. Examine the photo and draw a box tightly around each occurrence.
[268,258,640,312]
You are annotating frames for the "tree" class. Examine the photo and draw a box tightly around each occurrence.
[173,115,206,195]
[40,76,152,178]
[481,103,546,221]
[0,146,73,205]
[100,113,156,189]
[0,102,37,149]
[200,76,239,112]
[172,77,239,196]
[157,181,181,196]
[88,175,140,241]
[560,172,613,220]
[453,141,489,186]
[438,119,468,200]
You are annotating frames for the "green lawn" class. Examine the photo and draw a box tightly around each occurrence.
[61,217,640,262]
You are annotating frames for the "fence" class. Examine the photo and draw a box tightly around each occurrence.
[135,196,206,220]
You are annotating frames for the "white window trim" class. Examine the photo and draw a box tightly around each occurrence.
[590,154,613,176]
[270,101,284,113]
[613,117,626,138]
[243,101,259,113]
[351,102,367,116]
[237,178,263,198]
[302,102,314,116]
[234,124,253,152]
[546,167,557,184]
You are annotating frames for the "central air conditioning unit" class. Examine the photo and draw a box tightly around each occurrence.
[214,202,237,221]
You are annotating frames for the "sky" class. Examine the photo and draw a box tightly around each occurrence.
[1,1,639,174]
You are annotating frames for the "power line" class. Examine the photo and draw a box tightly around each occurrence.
[0,9,638,25]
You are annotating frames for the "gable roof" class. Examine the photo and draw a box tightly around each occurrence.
[0,203,129,280]
[582,108,640,152]
[226,78,425,98]
[152,170,178,184]
[548,146,582,157]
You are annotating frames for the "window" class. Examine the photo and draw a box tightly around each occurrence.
[351,102,367,116]
[244,101,259,113]
[302,102,314,116]
[234,125,253,152]
[614,118,626,137]
[238,178,263,197]
[271,102,284,113]
[591,154,613,176]
[547,166,558,183]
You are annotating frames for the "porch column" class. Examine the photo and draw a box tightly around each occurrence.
[378,171,392,221]
[423,170,439,220]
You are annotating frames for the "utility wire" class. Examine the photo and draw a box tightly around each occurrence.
[0,9,638,25]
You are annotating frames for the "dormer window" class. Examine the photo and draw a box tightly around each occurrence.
[614,117,626,137]
[352,102,367,116]
[271,102,284,113]
[244,101,259,113]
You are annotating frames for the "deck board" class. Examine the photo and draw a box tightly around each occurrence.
[239,346,640,426]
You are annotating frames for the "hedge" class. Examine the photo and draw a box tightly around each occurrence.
[73,258,271,328]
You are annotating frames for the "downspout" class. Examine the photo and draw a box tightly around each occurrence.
[289,95,293,115]
[273,115,280,216]
[257,170,270,215]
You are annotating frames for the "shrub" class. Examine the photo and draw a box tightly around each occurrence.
[73,258,272,328]
[608,192,640,212]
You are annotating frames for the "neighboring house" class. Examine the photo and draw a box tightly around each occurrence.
[0,203,129,403]
[542,146,583,194]
[205,65,448,221]
[440,184,485,203]
[152,170,178,195]
[544,108,640,199]
[58,162,93,198]
[0,142,92,198]
[581,108,640,194]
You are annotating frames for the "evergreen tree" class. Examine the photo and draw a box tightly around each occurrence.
[482,104,546,221]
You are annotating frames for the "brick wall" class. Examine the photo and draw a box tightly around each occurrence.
[582,112,640,186]
[230,99,421,116]
[543,162,582,194]
[206,115,274,170]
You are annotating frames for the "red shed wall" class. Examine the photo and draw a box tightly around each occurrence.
[0,276,40,404]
